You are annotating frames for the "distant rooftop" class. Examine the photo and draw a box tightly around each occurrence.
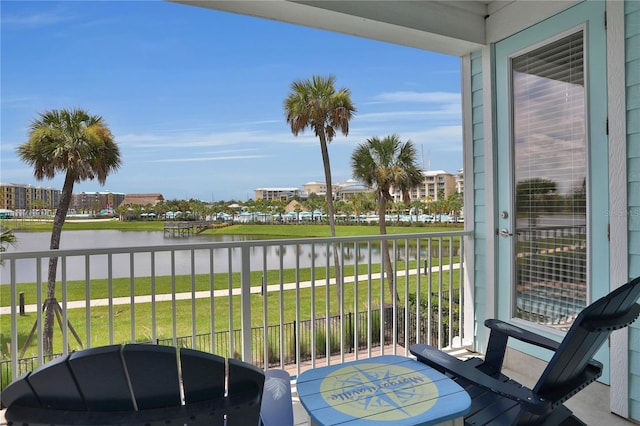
[423,170,452,176]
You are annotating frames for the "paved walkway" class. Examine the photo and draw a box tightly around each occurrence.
[0,264,460,315]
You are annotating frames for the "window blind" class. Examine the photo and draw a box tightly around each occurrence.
[511,31,587,330]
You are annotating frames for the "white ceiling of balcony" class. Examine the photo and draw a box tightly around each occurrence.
[172,1,579,56]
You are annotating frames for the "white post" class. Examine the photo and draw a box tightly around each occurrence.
[240,245,253,363]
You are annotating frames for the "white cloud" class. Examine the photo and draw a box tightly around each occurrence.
[116,127,321,151]
[1,11,72,29]
[404,126,463,151]
[370,91,461,104]
[151,154,271,163]
[356,107,460,123]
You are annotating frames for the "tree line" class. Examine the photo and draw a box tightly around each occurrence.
[114,191,463,223]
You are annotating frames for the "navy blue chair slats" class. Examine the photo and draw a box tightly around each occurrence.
[68,344,134,411]
[26,354,84,411]
[0,372,39,409]
[226,358,265,425]
[179,347,226,403]
[1,343,294,426]
[122,343,181,410]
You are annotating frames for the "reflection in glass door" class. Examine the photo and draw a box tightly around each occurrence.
[511,31,587,330]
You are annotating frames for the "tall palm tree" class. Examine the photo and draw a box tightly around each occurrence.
[284,75,356,294]
[351,135,423,303]
[16,108,121,355]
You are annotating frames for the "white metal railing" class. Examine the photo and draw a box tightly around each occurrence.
[0,230,471,389]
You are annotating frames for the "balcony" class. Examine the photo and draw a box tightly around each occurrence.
[0,229,632,425]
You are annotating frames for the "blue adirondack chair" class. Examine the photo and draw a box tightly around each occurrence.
[1,343,293,426]
[411,276,640,425]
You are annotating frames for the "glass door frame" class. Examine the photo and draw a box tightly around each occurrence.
[493,0,609,369]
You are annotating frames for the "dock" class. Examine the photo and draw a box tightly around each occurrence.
[163,221,211,237]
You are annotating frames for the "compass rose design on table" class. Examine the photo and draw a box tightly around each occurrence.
[319,363,439,421]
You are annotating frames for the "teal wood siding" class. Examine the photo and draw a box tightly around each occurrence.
[626,0,640,420]
[470,50,488,349]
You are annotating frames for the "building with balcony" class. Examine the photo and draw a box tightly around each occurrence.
[390,170,457,203]
[71,191,125,213]
[256,180,372,202]
[0,183,60,211]
[455,169,464,194]
[254,187,302,201]
[301,181,333,199]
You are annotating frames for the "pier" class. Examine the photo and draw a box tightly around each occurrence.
[163,221,211,237]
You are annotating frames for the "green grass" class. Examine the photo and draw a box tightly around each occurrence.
[3,219,164,232]
[1,267,460,358]
[0,255,463,307]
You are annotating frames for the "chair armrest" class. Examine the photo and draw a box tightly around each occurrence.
[410,344,551,414]
[485,319,561,352]
[481,319,561,374]
[260,369,294,426]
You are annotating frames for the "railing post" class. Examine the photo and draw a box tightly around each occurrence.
[240,245,252,362]
[347,312,355,353]
[19,292,25,316]
[293,320,297,364]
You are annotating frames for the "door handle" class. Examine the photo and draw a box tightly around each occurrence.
[498,228,513,238]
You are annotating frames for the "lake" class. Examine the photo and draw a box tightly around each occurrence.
[1,230,381,283]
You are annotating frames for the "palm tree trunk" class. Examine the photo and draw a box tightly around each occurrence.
[318,132,342,302]
[43,173,74,355]
[378,198,397,304]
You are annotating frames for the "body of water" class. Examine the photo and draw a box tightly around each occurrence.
[1,230,379,284]
[4,230,245,251]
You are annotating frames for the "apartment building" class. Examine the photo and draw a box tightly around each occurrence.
[71,191,126,212]
[302,181,333,198]
[455,169,464,194]
[390,170,457,202]
[0,183,61,211]
[257,180,369,202]
[254,187,302,201]
[256,172,461,204]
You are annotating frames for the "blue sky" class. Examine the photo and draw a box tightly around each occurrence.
[1,1,462,202]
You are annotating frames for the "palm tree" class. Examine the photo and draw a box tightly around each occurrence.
[284,75,356,294]
[305,193,324,222]
[16,108,121,355]
[351,135,422,303]
[410,199,425,221]
[0,227,16,257]
[350,192,376,221]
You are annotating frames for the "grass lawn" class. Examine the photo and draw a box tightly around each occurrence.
[2,267,460,358]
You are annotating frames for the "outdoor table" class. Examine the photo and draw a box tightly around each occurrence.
[296,354,470,426]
